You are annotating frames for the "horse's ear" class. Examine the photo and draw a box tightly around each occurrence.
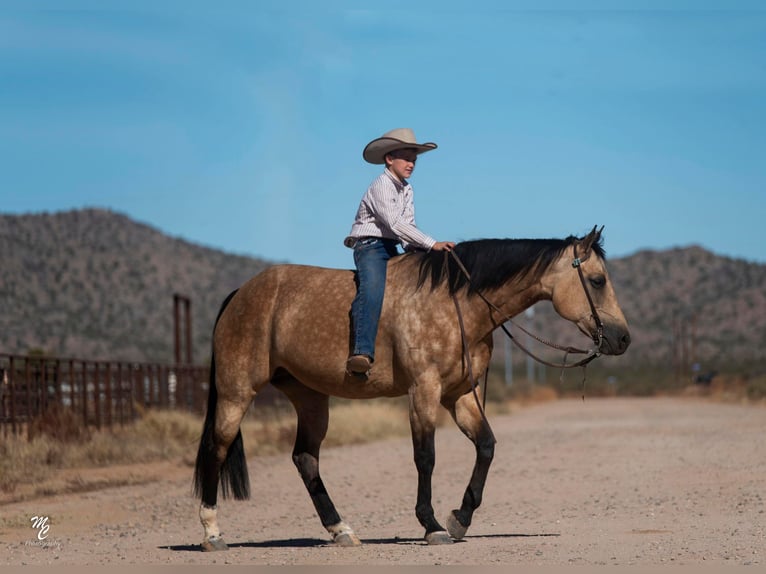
[580,225,603,255]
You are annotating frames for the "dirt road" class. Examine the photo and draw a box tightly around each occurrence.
[1,397,764,566]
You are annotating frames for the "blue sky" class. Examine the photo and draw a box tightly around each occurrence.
[3,2,765,269]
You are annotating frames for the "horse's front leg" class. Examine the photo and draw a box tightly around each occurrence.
[409,380,452,545]
[442,388,496,540]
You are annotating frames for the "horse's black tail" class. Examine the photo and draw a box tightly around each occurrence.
[193,289,250,502]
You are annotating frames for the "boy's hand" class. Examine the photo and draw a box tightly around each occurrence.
[432,241,455,252]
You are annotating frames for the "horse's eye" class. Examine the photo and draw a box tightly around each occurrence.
[589,275,606,289]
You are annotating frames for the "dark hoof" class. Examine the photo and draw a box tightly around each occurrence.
[201,537,229,551]
[425,530,453,545]
[446,510,468,540]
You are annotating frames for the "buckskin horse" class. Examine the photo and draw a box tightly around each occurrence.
[193,226,630,550]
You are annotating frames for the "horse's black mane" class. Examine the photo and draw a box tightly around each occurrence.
[414,235,606,295]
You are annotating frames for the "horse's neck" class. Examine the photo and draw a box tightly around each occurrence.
[456,280,547,338]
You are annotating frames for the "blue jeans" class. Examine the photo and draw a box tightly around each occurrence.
[350,237,400,361]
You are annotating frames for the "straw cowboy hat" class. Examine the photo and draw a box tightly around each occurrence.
[362,128,438,165]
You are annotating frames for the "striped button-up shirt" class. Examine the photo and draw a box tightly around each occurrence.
[344,169,436,251]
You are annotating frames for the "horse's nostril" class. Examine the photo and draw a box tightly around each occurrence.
[621,333,631,350]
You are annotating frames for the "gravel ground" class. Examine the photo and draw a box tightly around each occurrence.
[1,397,764,566]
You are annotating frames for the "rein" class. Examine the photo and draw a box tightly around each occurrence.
[448,242,604,413]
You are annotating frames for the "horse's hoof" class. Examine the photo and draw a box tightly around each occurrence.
[446,510,468,540]
[425,530,453,545]
[333,532,362,547]
[201,536,229,551]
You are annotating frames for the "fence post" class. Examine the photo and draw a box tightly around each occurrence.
[40,360,48,413]
[54,359,62,410]
[105,362,113,429]
[130,364,138,421]
[9,356,17,436]
[116,363,124,426]
[68,359,75,416]
[94,362,101,430]
[24,359,33,430]
[81,360,88,427]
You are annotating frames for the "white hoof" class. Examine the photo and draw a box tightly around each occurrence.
[328,521,362,547]
[201,536,229,551]
[425,530,453,545]
[334,532,362,547]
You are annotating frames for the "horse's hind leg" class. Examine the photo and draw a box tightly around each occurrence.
[195,388,254,551]
[442,389,496,540]
[274,375,361,547]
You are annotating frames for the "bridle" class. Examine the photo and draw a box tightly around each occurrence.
[571,240,605,352]
[448,239,606,424]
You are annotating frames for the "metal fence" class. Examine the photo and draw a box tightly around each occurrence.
[0,353,210,437]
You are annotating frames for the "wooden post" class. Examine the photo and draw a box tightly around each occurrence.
[105,362,113,429]
[185,297,192,365]
[174,294,182,365]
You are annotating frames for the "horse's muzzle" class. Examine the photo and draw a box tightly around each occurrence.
[599,323,631,355]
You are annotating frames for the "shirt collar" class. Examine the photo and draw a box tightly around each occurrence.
[383,168,407,189]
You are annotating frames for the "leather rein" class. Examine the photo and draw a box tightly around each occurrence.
[449,241,605,424]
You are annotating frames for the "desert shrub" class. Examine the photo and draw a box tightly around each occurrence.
[27,404,90,443]
[0,436,55,493]
[746,374,766,401]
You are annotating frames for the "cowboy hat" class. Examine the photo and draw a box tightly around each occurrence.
[362,128,437,165]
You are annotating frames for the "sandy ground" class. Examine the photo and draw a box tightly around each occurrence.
[1,397,764,567]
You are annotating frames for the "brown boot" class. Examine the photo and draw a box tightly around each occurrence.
[346,355,371,376]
